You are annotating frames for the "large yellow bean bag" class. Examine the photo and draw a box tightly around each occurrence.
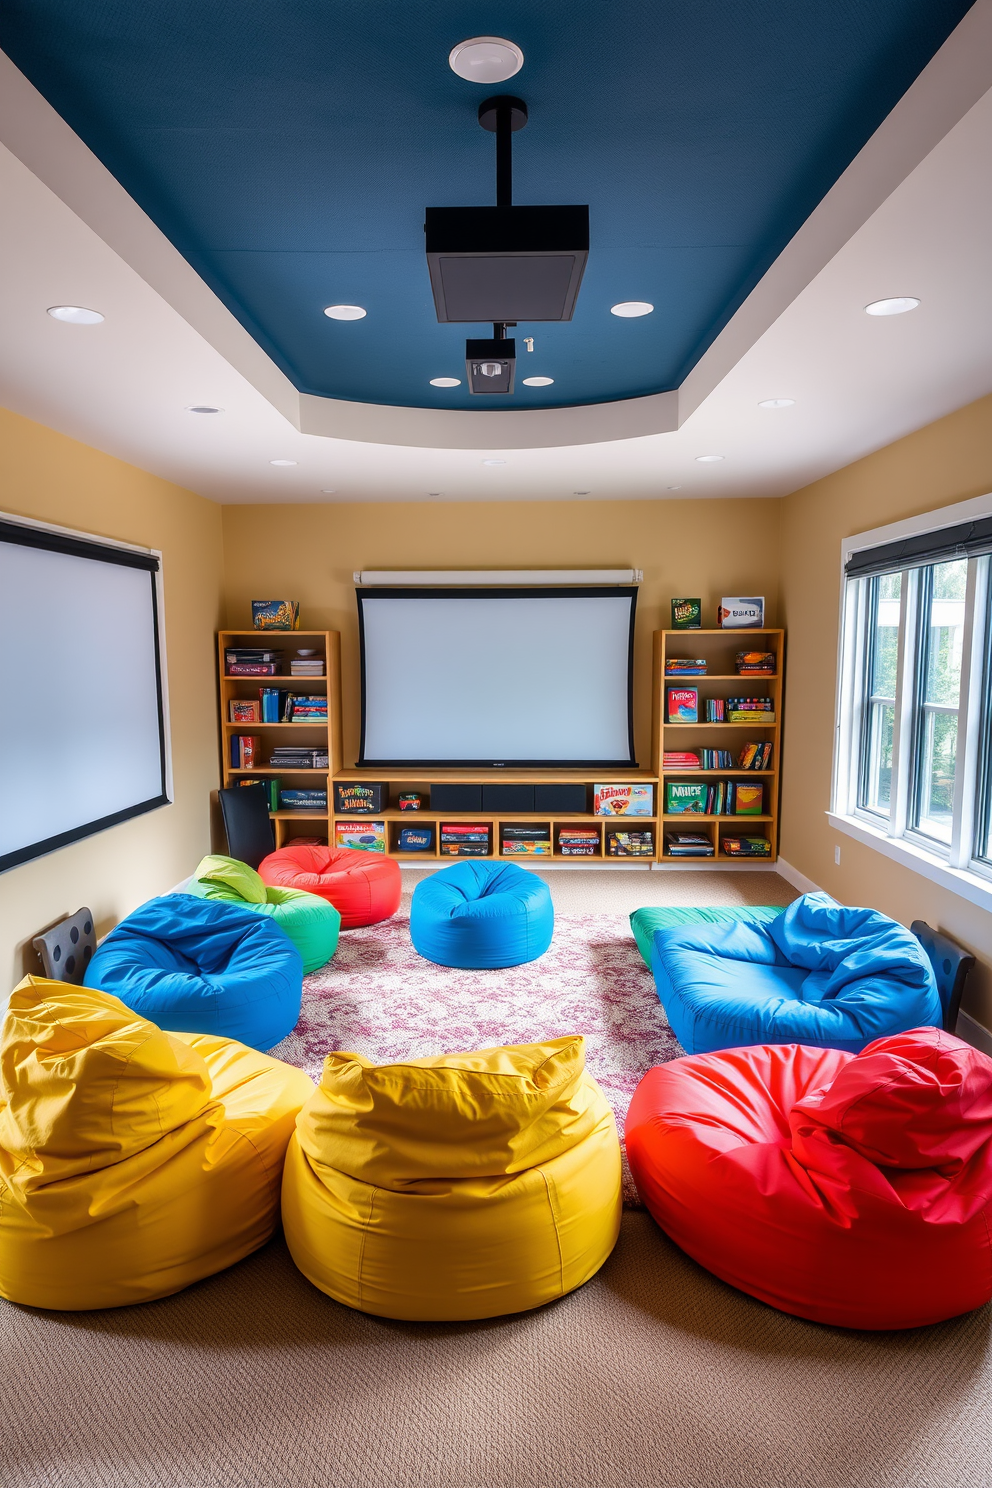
[0,977,314,1310]
[281,1035,622,1321]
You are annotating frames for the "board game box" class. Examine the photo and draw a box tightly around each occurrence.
[665,782,709,814]
[594,784,654,816]
[667,687,698,722]
[335,821,386,852]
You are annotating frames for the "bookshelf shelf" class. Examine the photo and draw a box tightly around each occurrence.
[219,629,341,850]
[653,627,784,865]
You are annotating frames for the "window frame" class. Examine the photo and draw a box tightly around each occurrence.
[831,494,992,913]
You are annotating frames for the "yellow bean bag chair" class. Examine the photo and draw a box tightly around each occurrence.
[0,977,314,1310]
[281,1035,622,1321]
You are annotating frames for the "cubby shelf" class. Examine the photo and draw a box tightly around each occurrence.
[653,627,784,865]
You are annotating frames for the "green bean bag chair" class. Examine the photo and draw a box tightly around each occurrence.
[630,905,785,968]
[187,856,339,974]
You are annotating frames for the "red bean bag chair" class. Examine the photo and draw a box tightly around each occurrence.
[625,1028,992,1330]
[259,846,401,930]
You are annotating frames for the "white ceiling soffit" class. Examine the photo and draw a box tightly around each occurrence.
[2,0,992,452]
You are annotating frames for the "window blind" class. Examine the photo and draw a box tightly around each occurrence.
[845,515,992,578]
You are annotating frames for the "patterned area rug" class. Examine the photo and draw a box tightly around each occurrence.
[269,912,683,1206]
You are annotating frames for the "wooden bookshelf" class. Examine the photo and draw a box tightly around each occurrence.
[652,628,784,865]
[218,630,342,850]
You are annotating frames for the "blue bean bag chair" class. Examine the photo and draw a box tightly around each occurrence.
[84,895,303,1050]
[650,891,941,1055]
[411,862,554,969]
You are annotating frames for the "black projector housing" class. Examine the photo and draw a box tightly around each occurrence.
[466,337,516,394]
[426,205,589,324]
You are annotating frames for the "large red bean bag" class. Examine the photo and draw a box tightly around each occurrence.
[625,1028,992,1329]
[259,846,401,930]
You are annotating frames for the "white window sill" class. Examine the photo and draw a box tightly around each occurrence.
[827,812,992,915]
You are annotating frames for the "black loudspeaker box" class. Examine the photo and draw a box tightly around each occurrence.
[481,784,535,812]
[430,783,483,812]
[535,783,588,813]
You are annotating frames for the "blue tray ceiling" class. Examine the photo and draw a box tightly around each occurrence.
[1,1,974,412]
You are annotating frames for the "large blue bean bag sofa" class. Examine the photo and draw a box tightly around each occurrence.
[84,894,303,1050]
[650,892,941,1055]
[410,861,554,969]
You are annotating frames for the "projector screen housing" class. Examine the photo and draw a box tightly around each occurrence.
[357,586,637,767]
[0,517,170,873]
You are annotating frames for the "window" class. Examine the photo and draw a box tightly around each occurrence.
[833,498,992,906]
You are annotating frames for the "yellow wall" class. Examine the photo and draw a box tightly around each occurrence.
[0,407,224,991]
[780,391,992,1028]
[220,497,782,767]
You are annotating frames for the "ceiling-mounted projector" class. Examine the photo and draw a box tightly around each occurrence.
[425,96,589,393]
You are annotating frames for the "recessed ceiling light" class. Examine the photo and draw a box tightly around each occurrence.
[47,305,104,325]
[449,37,523,84]
[758,398,795,409]
[666,484,682,490]
[186,404,223,414]
[610,301,654,318]
[482,458,506,466]
[270,459,298,467]
[695,455,724,463]
[320,488,337,494]
[522,376,554,387]
[430,377,461,388]
[323,304,367,320]
[864,297,920,316]
[573,490,591,495]
[427,491,443,497]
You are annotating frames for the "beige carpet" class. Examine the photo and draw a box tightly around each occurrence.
[399,866,799,915]
[2,1215,989,1488]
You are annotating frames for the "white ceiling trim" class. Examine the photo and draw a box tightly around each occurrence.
[2,0,991,451]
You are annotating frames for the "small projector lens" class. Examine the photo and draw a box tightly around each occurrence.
[480,362,502,377]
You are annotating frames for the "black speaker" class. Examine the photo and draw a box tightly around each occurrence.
[429,783,483,812]
[535,783,588,813]
[481,783,535,812]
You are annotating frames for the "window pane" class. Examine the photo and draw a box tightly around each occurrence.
[859,572,901,817]
[913,559,966,844]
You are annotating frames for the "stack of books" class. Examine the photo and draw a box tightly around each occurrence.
[279,789,328,812]
[665,658,707,676]
[501,824,552,856]
[607,829,654,856]
[230,735,258,768]
[226,647,282,676]
[291,654,325,677]
[721,835,772,857]
[259,688,286,723]
[268,747,328,770]
[285,695,328,721]
[739,741,773,770]
[664,832,714,857]
[663,751,701,770]
[727,697,775,723]
[558,828,600,857]
[736,651,775,676]
[440,823,490,856]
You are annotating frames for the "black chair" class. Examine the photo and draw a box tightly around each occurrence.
[33,907,97,984]
[218,784,276,869]
[911,920,976,1033]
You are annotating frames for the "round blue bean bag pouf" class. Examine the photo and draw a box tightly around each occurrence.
[410,861,554,969]
[84,894,303,1050]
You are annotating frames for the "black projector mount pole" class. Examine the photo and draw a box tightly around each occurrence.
[479,95,528,343]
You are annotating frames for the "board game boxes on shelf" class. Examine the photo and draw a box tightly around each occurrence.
[336,821,386,852]
[230,735,258,768]
[721,835,771,856]
[279,789,327,811]
[501,823,552,856]
[226,648,282,675]
[334,782,388,814]
[736,651,775,675]
[665,658,706,675]
[594,784,654,815]
[607,829,654,856]
[667,687,698,722]
[268,747,329,769]
[398,825,434,853]
[558,828,599,856]
[441,823,490,856]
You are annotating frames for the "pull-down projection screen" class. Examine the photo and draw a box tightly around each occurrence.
[0,518,170,873]
[357,586,637,766]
